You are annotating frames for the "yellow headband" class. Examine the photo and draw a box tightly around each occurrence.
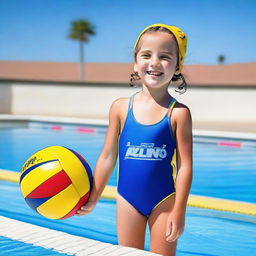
[134,24,187,72]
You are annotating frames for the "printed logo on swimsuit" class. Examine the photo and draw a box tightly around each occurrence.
[124,142,167,160]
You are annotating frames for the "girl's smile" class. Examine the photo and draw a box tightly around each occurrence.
[146,70,164,77]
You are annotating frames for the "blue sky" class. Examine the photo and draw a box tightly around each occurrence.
[0,0,256,65]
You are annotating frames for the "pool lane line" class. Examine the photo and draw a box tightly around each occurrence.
[101,186,256,217]
[0,169,19,183]
[0,216,159,256]
[1,169,256,217]
[49,125,97,134]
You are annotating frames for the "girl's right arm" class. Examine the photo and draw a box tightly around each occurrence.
[76,99,121,216]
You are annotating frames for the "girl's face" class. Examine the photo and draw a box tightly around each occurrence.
[134,31,178,89]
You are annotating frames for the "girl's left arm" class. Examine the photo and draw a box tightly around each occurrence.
[166,105,193,243]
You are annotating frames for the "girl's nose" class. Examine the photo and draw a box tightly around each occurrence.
[150,57,160,67]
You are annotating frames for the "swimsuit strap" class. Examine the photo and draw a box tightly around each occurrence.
[167,98,177,117]
[168,98,177,110]
[128,93,137,109]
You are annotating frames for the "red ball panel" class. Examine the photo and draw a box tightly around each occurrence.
[27,170,72,198]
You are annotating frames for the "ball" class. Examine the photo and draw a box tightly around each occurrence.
[20,146,93,219]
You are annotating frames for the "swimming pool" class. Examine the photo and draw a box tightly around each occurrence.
[0,119,256,255]
[1,120,255,203]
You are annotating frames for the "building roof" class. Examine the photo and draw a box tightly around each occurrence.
[0,61,255,86]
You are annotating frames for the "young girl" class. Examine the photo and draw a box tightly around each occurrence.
[76,24,192,256]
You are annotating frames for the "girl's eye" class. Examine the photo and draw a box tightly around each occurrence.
[161,55,171,59]
[141,54,150,58]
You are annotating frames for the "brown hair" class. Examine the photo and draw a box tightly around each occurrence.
[131,26,187,94]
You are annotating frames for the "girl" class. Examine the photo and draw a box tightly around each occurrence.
[76,24,192,256]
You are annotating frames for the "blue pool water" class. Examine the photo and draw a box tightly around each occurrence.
[0,122,256,255]
[0,236,69,255]
[1,123,256,203]
[1,181,256,256]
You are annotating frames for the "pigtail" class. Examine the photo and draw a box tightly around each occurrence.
[172,73,187,94]
[129,72,140,87]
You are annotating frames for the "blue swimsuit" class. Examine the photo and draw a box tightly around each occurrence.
[118,94,177,217]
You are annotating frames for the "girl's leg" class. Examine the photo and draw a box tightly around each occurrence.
[148,195,177,256]
[116,194,147,249]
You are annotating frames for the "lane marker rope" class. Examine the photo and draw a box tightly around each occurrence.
[1,169,256,216]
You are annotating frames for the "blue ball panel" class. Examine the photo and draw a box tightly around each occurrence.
[25,197,51,210]
[65,147,93,189]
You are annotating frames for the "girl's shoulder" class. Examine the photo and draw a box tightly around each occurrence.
[173,101,190,111]
[112,97,129,106]
[111,97,129,110]
[110,97,130,117]
[172,101,192,123]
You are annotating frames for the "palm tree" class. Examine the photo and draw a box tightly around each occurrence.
[217,54,225,65]
[68,19,95,80]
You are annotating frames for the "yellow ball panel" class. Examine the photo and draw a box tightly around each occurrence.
[45,146,90,196]
[20,161,62,198]
[21,150,58,175]
[37,184,80,219]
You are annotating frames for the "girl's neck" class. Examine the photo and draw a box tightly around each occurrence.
[139,85,172,106]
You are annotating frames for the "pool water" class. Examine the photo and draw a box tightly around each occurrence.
[1,180,255,256]
[0,235,69,256]
[0,122,256,256]
[0,123,255,203]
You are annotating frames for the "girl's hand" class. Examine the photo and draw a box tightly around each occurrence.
[165,209,185,243]
[75,201,97,216]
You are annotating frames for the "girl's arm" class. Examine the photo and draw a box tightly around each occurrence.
[76,99,121,216]
[166,105,193,241]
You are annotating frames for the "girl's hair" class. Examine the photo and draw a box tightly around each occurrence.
[131,26,187,94]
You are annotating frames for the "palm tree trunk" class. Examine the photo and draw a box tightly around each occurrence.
[79,40,84,80]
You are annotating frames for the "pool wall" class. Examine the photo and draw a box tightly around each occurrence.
[0,80,256,131]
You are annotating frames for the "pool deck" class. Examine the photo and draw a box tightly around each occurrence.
[0,216,160,256]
